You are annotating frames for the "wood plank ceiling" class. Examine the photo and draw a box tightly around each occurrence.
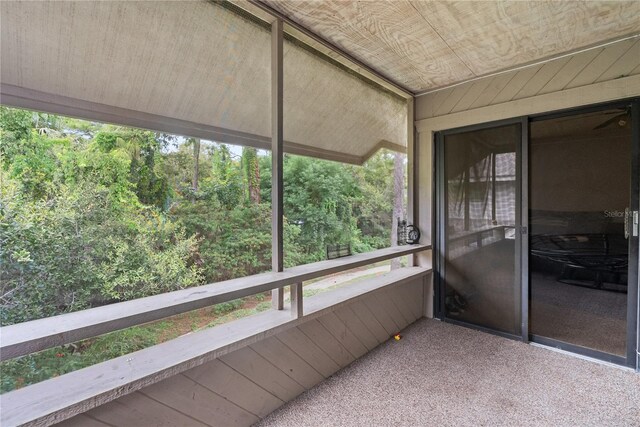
[262,0,640,93]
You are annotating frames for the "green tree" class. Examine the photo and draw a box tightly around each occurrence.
[283,155,361,260]
[241,147,260,204]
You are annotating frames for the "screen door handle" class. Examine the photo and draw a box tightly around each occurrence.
[625,208,638,239]
[624,208,630,239]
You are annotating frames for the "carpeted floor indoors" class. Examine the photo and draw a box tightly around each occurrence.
[256,319,639,427]
[530,273,627,356]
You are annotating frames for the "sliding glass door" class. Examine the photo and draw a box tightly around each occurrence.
[437,121,522,336]
[435,101,639,368]
[528,104,638,365]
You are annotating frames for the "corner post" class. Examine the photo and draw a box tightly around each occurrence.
[407,97,418,266]
[271,18,284,310]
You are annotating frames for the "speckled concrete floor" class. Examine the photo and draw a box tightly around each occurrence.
[256,319,640,427]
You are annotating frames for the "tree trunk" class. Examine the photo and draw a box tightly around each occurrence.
[391,152,405,270]
[250,157,260,204]
[242,147,260,204]
[192,138,201,192]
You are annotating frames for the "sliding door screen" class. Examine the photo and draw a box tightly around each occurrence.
[442,123,520,335]
[529,107,632,357]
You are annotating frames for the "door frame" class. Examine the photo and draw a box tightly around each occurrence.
[434,116,526,341]
[433,99,640,370]
[526,100,639,369]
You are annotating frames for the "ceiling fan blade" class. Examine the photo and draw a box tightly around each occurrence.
[593,113,626,130]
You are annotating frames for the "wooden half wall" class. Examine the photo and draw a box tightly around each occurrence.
[55,272,429,427]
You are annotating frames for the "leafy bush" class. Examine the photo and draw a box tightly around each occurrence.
[0,106,402,390]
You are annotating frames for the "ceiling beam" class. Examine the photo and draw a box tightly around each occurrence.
[246,0,415,98]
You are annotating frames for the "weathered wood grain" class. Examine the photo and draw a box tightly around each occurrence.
[513,57,572,100]
[275,328,341,378]
[450,78,495,113]
[298,319,355,368]
[87,392,208,427]
[57,414,109,427]
[596,39,640,82]
[490,65,543,104]
[249,335,324,389]
[265,0,640,92]
[538,48,603,94]
[333,305,379,351]
[566,38,638,89]
[363,292,400,335]
[141,374,258,426]
[2,265,430,426]
[416,75,640,130]
[219,347,305,402]
[348,300,391,343]
[411,1,640,78]
[317,311,368,359]
[374,290,409,331]
[416,38,640,120]
[470,73,517,109]
[43,272,429,427]
[183,359,283,419]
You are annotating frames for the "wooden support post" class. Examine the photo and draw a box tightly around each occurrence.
[271,18,284,310]
[290,283,303,318]
[407,97,418,266]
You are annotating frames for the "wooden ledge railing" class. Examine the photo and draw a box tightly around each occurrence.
[2,266,432,427]
[0,244,430,361]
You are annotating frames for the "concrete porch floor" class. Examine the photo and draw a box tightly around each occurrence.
[257,318,639,427]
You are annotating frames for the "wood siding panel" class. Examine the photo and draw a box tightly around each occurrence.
[275,328,341,378]
[389,285,418,325]
[298,319,355,368]
[434,84,473,117]
[349,300,392,343]
[450,78,494,113]
[490,65,543,105]
[249,335,324,389]
[88,392,208,427]
[426,87,456,118]
[218,347,305,402]
[374,290,409,331]
[538,48,602,94]
[513,57,571,100]
[317,311,368,359]
[363,292,400,334]
[183,359,283,419]
[470,73,518,109]
[141,374,258,426]
[397,279,423,321]
[57,414,110,427]
[415,38,640,121]
[596,39,640,82]
[333,305,379,351]
[566,39,638,88]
